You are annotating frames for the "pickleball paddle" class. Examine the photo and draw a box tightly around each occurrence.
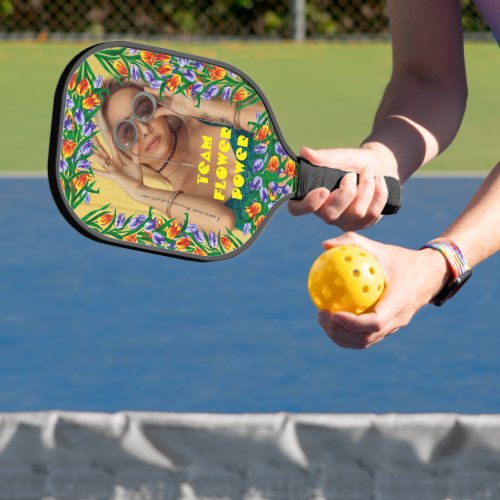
[48,41,401,261]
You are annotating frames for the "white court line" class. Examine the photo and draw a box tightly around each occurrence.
[0,171,47,178]
[0,170,489,179]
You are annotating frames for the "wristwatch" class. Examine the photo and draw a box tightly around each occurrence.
[421,238,472,306]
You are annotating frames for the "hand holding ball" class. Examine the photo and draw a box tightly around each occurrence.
[308,245,385,314]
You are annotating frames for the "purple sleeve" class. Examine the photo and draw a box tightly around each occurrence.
[473,0,500,45]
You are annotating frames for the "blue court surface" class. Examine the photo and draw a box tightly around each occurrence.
[0,176,498,413]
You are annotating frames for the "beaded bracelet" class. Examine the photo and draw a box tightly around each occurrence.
[420,237,472,306]
[166,190,183,219]
[421,238,470,279]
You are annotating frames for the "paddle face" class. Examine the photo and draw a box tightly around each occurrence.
[49,41,298,261]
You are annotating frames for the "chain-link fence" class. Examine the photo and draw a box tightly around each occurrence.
[0,0,491,39]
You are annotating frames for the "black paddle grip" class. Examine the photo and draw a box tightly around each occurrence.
[293,157,402,215]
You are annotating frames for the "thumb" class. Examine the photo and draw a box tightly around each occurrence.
[322,231,372,251]
[300,147,363,170]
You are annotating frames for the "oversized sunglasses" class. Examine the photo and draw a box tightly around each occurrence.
[112,91,157,151]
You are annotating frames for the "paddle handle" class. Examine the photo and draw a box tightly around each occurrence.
[293,157,402,215]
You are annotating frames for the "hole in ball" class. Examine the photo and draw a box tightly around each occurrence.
[352,269,360,277]
[362,285,369,293]
[344,256,352,262]
[369,267,376,275]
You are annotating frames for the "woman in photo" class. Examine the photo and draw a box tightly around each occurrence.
[92,77,265,234]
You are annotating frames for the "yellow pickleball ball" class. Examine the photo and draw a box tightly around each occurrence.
[308,245,385,314]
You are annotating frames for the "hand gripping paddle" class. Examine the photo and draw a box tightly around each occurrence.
[48,41,401,261]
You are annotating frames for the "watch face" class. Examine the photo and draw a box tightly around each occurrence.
[432,269,472,306]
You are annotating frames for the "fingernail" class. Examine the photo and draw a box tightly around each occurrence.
[318,189,329,201]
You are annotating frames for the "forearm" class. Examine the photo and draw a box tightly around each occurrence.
[362,73,467,182]
[134,184,235,233]
[440,162,500,267]
[196,99,265,132]
[417,162,500,302]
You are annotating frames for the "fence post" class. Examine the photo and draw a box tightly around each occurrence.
[293,0,306,42]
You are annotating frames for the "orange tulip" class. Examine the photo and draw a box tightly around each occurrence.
[113,60,128,77]
[256,125,270,141]
[98,213,114,227]
[209,66,226,81]
[140,51,157,66]
[82,94,101,110]
[245,202,262,219]
[157,64,172,76]
[62,139,77,158]
[285,159,297,178]
[68,72,77,91]
[72,173,90,191]
[193,247,207,256]
[220,236,234,251]
[155,54,171,63]
[167,74,182,92]
[123,234,138,243]
[176,237,191,250]
[166,220,182,239]
[76,79,90,96]
[267,155,279,172]
[233,89,248,102]
[254,215,264,228]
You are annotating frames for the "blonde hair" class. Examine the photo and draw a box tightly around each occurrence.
[95,77,186,190]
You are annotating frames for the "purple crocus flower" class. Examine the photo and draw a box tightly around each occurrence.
[269,182,279,198]
[82,121,96,136]
[209,231,217,248]
[183,69,196,82]
[76,159,91,170]
[243,223,251,236]
[190,82,203,96]
[131,64,140,81]
[74,109,84,126]
[254,143,267,155]
[152,232,165,246]
[128,48,138,55]
[63,115,72,131]
[177,58,189,67]
[194,61,204,72]
[252,159,264,173]
[268,202,275,210]
[144,219,157,231]
[256,111,262,121]
[129,214,147,230]
[249,176,262,190]
[66,95,74,108]
[59,159,68,172]
[201,85,219,100]
[144,70,162,88]
[228,70,237,79]
[221,86,232,101]
[115,213,126,229]
[274,142,286,156]
[83,191,91,204]
[259,187,269,203]
[186,224,205,243]
[94,75,103,88]
[280,185,291,195]
[79,140,93,156]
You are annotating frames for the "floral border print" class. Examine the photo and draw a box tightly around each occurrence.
[58,44,297,259]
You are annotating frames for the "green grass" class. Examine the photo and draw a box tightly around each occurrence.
[0,40,497,172]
